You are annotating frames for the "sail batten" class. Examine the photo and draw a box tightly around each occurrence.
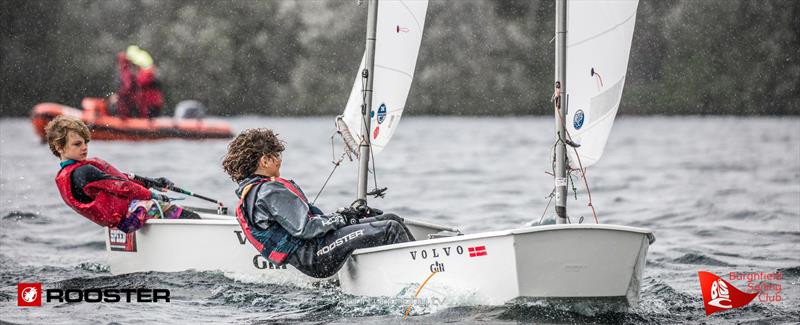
[568,11,637,48]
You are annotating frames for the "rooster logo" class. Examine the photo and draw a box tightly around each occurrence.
[17,283,42,307]
[21,287,38,303]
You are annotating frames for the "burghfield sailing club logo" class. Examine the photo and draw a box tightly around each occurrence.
[697,271,757,315]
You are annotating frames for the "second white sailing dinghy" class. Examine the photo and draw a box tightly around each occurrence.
[336,0,655,307]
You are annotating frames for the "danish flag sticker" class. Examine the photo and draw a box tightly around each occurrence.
[467,246,487,258]
[697,271,758,316]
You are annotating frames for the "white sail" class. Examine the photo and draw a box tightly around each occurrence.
[340,0,428,156]
[565,0,638,168]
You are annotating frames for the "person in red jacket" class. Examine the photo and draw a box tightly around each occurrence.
[125,46,163,119]
[114,52,138,118]
[46,116,198,232]
[136,66,163,118]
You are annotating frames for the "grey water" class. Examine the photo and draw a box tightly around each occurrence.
[1,116,798,324]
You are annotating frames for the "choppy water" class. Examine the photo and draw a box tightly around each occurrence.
[1,116,798,324]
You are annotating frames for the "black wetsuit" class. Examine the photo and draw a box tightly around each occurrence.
[69,163,123,203]
[287,217,411,278]
[237,176,412,278]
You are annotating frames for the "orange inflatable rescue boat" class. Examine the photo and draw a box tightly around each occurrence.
[32,98,233,141]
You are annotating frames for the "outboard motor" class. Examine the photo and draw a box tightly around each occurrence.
[174,100,206,119]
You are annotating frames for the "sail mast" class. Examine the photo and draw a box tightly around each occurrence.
[357,0,379,205]
[555,0,568,224]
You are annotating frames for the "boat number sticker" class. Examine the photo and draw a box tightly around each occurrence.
[377,103,387,124]
[573,109,585,130]
[109,228,137,252]
[555,177,567,187]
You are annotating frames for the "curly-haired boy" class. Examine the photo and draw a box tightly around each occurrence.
[223,128,412,278]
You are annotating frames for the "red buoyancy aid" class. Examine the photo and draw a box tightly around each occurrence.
[235,176,312,264]
[55,158,151,227]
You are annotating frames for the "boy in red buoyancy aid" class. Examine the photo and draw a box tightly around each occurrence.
[46,116,198,233]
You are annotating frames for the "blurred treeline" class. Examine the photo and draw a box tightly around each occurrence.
[1,0,798,117]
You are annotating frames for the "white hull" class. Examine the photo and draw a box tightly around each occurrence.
[338,224,654,306]
[105,212,456,284]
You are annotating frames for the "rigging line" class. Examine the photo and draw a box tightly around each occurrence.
[563,135,598,223]
[568,171,578,200]
[540,138,560,224]
[553,85,599,224]
[538,188,555,225]
[576,165,598,224]
[360,68,381,197]
[550,137,560,175]
[359,108,381,194]
[313,134,349,204]
[370,133,380,193]
[367,109,380,194]
[312,155,344,205]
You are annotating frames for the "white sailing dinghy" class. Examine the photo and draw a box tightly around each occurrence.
[103,0,454,281]
[104,211,452,281]
[335,0,655,307]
